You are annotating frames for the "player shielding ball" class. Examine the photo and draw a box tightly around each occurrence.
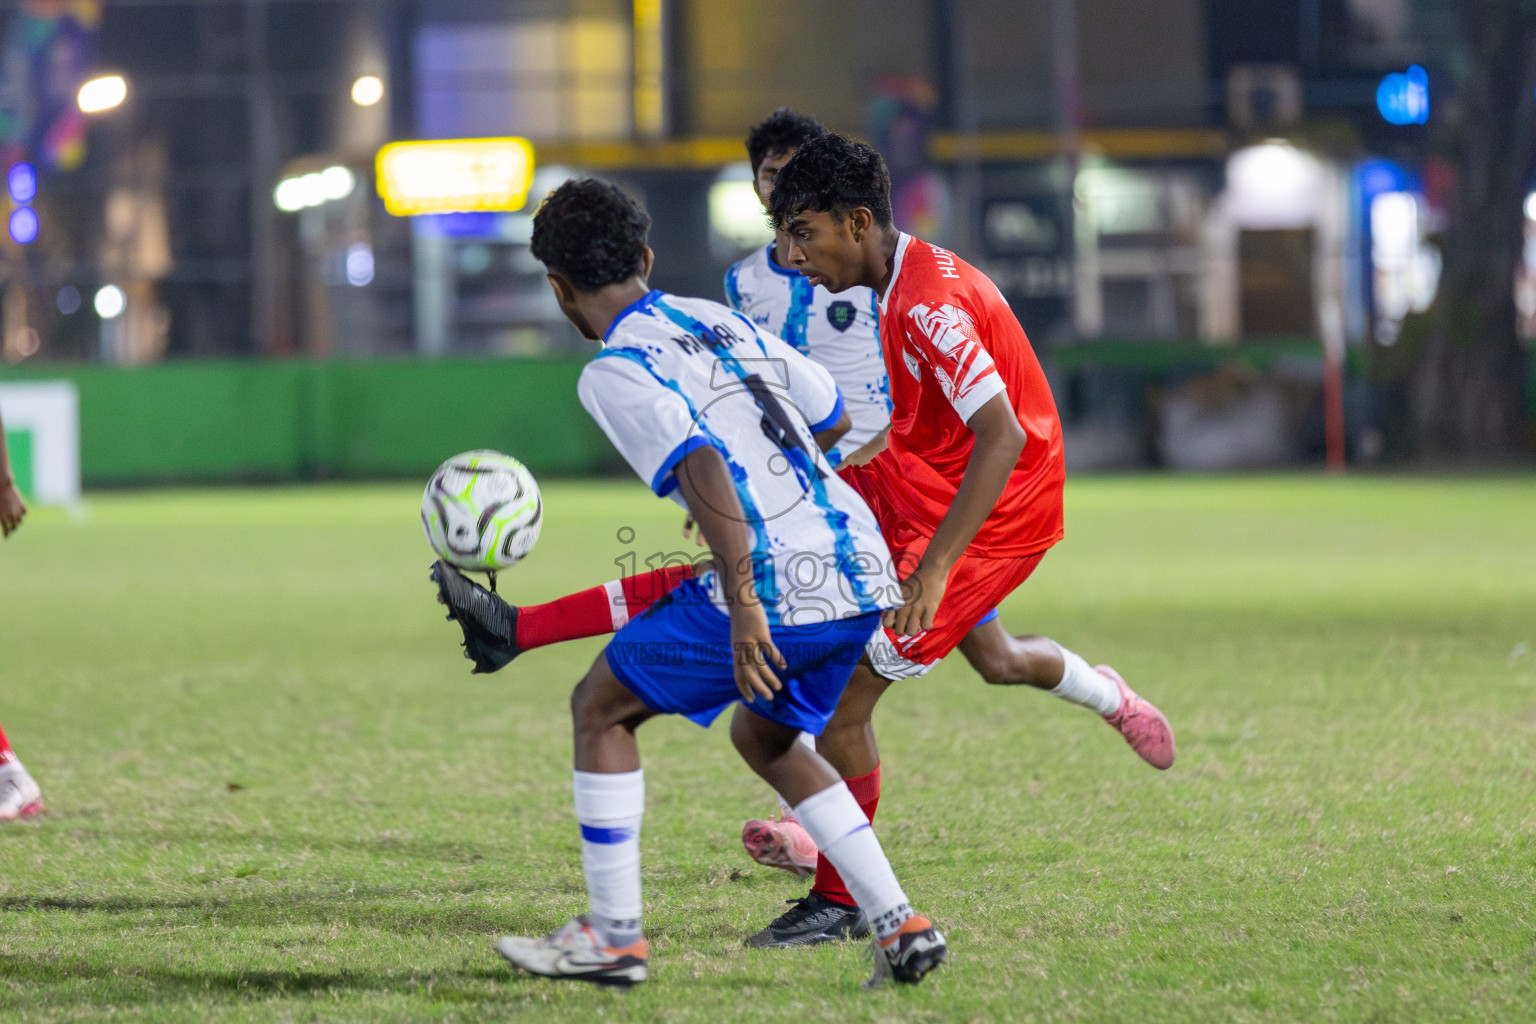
[431,178,946,988]
[0,404,44,822]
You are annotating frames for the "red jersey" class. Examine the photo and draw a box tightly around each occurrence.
[875,233,1065,557]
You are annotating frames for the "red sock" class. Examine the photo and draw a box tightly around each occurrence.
[0,718,15,765]
[810,762,881,907]
[514,564,695,650]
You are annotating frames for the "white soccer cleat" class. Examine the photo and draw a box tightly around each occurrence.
[0,761,43,822]
[495,916,649,987]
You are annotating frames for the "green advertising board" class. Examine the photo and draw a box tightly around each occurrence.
[4,428,32,500]
[0,358,622,487]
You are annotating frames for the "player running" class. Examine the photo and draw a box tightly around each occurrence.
[0,404,44,822]
[721,110,1176,881]
[728,132,1173,946]
[432,178,946,988]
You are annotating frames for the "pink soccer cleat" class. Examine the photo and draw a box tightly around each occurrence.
[1097,665,1176,770]
[741,813,819,876]
[0,761,43,822]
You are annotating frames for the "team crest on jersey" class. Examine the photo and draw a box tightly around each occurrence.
[825,301,857,333]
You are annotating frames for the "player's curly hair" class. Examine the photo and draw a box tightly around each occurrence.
[766,133,893,231]
[746,107,827,176]
[529,178,651,290]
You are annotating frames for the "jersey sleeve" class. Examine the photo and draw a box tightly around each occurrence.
[904,298,1009,422]
[736,313,845,434]
[578,355,711,497]
[723,261,746,311]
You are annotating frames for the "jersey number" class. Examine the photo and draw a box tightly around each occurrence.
[740,374,825,483]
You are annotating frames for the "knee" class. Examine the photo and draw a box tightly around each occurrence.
[569,674,608,738]
[968,635,1058,687]
[971,648,1016,686]
[819,706,873,744]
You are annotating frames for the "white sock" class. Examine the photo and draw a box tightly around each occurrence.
[1050,644,1122,716]
[774,732,818,818]
[573,769,644,947]
[793,783,913,940]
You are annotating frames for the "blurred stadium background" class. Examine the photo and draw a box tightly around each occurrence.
[0,0,1533,494]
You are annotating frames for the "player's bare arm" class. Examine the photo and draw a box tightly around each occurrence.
[812,407,851,453]
[839,424,889,467]
[672,444,786,703]
[885,394,1026,638]
[0,408,28,538]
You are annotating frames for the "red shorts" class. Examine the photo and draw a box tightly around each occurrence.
[839,457,1047,680]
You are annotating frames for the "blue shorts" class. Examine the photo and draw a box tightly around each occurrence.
[974,608,999,628]
[604,578,882,735]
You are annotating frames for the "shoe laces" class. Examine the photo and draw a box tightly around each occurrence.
[860,936,895,989]
[772,896,822,925]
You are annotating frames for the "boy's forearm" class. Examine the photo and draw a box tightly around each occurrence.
[840,425,889,467]
[674,446,757,607]
[812,409,851,453]
[918,395,1025,574]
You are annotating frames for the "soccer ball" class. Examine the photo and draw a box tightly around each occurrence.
[421,450,543,574]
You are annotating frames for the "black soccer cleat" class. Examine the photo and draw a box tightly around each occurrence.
[429,560,522,674]
[745,893,870,948]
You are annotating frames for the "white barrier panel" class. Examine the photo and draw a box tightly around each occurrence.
[0,381,81,505]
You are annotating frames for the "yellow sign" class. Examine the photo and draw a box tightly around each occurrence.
[375,138,536,217]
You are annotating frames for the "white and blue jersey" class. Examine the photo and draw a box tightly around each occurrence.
[724,244,892,464]
[577,290,898,628]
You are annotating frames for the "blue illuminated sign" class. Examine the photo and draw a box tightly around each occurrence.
[7,162,36,204]
[1377,65,1429,125]
[9,206,38,244]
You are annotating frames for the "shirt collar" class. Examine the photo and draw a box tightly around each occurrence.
[878,233,913,316]
[764,242,801,278]
[601,289,663,344]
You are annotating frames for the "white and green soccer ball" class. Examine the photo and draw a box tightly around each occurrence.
[421,450,542,574]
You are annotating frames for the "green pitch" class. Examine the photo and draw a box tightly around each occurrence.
[1,476,1533,1023]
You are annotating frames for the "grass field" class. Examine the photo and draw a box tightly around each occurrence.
[1,475,1533,1023]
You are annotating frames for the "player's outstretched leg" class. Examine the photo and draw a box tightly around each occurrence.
[1094,663,1176,770]
[0,722,43,823]
[958,621,1176,769]
[431,562,697,672]
[430,561,521,673]
[730,707,946,986]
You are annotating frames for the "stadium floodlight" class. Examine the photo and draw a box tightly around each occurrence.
[351,75,384,107]
[375,138,536,217]
[274,177,305,212]
[94,285,125,320]
[320,166,355,201]
[709,164,774,250]
[274,167,355,212]
[78,75,128,114]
